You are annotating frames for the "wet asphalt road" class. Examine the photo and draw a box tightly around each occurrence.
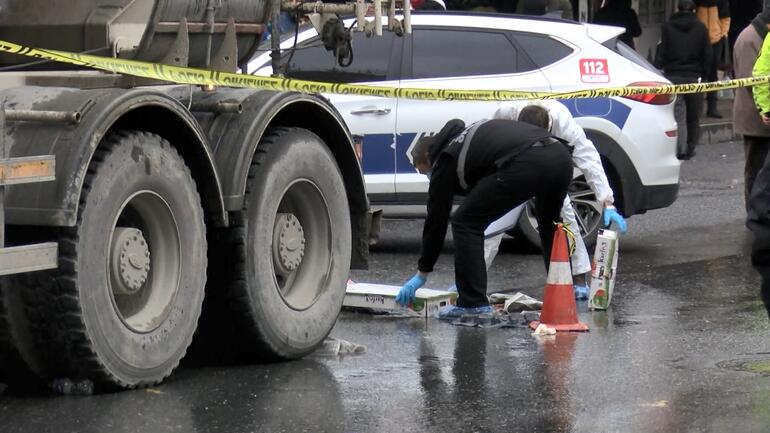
[2,140,770,433]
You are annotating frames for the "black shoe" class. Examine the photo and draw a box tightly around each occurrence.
[706,110,723,119]
[677,153,689,161]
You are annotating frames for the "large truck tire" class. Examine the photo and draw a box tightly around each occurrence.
[3,131,207,389]
[0,275,46,390]
[197,127,351,361]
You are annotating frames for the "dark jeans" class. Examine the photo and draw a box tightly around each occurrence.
[450,143,572,307]
[744,136,770,209]
[747,144,770,320]
[669,75,703,157]
[706,38,725,108]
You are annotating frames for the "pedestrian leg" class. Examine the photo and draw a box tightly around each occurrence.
[560,195,591,275]
[674,94,688,158]
[706,39,724,117]
[747,149,770,320]
[744,136,770,209]
[532,150,573,270]
[684,92,703,158]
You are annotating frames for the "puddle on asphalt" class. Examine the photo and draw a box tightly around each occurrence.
[716,357,770,376]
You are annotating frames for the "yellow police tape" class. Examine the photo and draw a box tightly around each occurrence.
[1,38,769,101]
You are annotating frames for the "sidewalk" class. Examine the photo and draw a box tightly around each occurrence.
[700,97,738,145]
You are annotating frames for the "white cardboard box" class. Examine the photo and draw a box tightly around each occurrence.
[589,229,619,310]
[344,282,456,317]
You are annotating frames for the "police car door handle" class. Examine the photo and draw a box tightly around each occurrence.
[350,108,392,115]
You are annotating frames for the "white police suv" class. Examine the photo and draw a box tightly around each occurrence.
[249,11,680,246]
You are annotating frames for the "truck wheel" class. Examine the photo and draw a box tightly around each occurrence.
[208,127,351,360]
[514,175,602,251]
[0,274,45,389]
[11,131,206,389]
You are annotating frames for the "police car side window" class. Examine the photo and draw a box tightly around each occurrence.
[286,31,394,83]
[411,29,523,79]
[512,33,573,69]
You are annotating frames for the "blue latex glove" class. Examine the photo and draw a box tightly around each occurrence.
[603,206,628,233]
[396,274,427,306]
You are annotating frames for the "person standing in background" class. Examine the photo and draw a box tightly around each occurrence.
[695,0,731,118]
[654,0,712,160]
[735,8,770,209]
[728,0,762,54]
[518,0,547,15]
[517,0,574,19]
[746,24,770,322]
[593,0,643,50]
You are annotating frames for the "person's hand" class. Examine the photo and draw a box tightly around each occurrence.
[603,206,627,233]
[762,113,770,126]
[396,273,428,306]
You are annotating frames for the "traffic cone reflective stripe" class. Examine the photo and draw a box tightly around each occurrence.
[529,223,589,332]
[546,261,572,286]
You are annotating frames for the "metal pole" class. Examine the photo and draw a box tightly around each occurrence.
[374,0,382,36]
[271,0,283,75]
[0,107,6,248]
[189,100,243,114]
[5,110,81,124]
[403,0,411,34]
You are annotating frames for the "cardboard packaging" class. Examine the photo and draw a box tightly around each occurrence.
[344,282,456,317]
[589,229,619,310]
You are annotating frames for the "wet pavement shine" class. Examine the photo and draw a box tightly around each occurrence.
[2,140,770,433]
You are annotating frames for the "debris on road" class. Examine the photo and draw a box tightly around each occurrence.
[343,282,456,318]
[488,292,543,312]
[532,323,557,336]
[49,378,94,396]
[319,338,367,356]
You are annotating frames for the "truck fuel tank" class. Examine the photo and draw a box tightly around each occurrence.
[0,0,269,70]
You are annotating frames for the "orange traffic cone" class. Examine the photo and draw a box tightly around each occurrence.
[529,223,589,332]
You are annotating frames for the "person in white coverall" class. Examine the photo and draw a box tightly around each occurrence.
[486,100,627,299]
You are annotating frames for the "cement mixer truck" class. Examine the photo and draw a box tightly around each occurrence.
[0,0,404,390]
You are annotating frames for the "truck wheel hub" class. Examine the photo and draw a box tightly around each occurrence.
[273,213,305,274]
[111,227,151,295]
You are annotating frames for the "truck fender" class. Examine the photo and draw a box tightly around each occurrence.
[2,86,226,227]
[192,89,370,268]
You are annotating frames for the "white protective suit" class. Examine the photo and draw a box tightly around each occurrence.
[484,100,615,275]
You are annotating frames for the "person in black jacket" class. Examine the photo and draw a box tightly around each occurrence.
[394,108,573,319]
[593,0,643,49]
[654,0,712,160]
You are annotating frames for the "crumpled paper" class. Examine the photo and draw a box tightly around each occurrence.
[318,338,367,356]
[531,323,556,336]
[488,292,543,312]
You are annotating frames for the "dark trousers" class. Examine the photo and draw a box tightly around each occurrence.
[670,75,703,158]
[747,146,770,320]
[706,38,725,109]
[450,143,572,307]
[744,136,770,209]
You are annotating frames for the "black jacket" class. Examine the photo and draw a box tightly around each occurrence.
[654,11,712,79]
[418,119,552,272]
[593,0,642,49]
